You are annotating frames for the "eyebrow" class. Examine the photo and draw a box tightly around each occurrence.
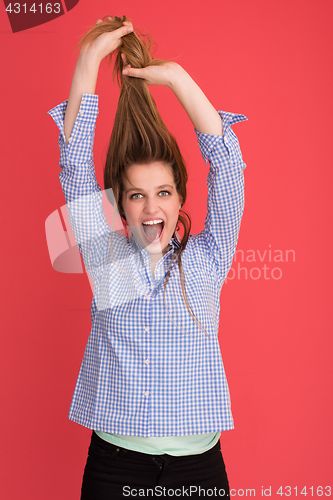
[125,184,175,194]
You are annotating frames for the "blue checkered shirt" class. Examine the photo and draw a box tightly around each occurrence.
[48,94,247,437]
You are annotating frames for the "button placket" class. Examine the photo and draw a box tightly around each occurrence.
[143,326,150,397]
[145,285,153,301]
[143,301,151,409]
[141,292,154,422]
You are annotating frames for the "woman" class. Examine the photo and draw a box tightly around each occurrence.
[48,15,247,499]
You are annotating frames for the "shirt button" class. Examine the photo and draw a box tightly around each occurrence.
[144,391,149,398]
[81,99,86,104]
[145,294,150,300]
[68,137,72,143]
[145,359,149,366]
[144,326,150,333]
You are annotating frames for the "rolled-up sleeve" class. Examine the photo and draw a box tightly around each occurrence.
[195,111,247,286]
[48,95,112,284]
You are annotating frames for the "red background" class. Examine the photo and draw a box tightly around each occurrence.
[1,0,332,498]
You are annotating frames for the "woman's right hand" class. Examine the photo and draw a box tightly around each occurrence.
[79,17,133,66]
[64,17,133,143]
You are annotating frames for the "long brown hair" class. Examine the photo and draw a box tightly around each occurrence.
[79,16,207,335]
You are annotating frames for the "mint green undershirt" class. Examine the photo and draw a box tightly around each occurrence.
[95,431,221,456]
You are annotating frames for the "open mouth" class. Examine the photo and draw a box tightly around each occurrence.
[142,219,165,244]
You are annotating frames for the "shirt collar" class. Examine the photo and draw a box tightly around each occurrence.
[129,233,180,270]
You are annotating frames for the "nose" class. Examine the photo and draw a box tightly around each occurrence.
[144,196,159,214]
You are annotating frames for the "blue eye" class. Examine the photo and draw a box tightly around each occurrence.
[159,191,170,196]
[130,193,143,199]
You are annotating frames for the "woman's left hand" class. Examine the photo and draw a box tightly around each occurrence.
[123,55,222,135]
[122,60,183,89]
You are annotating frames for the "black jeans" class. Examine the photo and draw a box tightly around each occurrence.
[81,431,230,499]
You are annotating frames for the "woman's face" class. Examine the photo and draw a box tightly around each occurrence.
[121,162,182,255]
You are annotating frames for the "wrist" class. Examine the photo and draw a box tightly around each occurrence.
[168,64,192,93]
[74,50,100,95]
[78,47,101,72]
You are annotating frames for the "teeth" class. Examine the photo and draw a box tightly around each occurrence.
[142,220,163,225]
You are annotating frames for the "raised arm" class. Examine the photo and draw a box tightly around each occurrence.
[48,19,134,285]
[64,18,133,143]
[122,61,222,136]
[123,60,247,285]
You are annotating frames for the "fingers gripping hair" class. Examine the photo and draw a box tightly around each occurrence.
[78,15,161,84]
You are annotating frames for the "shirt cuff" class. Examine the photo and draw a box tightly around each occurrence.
[47,94,99,166]
[47,94,99,137]
[195,111,247,165]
